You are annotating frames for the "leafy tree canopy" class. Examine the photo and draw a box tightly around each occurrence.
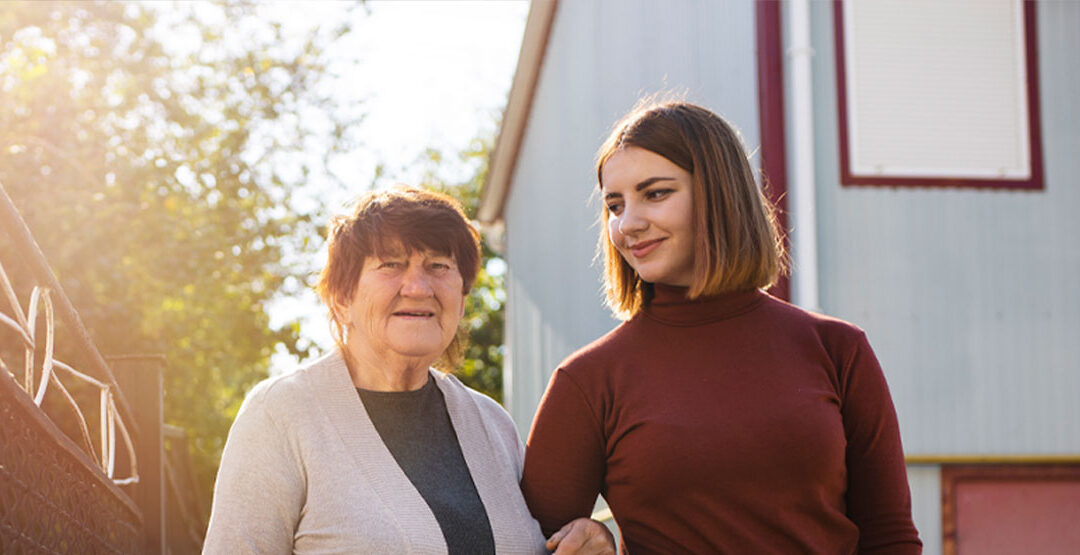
[415,137,506,403]
[0,0,507,519]
[0,0,509,518]
[0,0,360,503]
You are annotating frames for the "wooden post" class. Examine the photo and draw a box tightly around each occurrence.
[110,355,166,555]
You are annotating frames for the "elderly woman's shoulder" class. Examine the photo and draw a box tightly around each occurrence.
[433,371,505,413]
[238,352,343,418]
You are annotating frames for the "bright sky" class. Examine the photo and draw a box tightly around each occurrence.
[265,1,528,372]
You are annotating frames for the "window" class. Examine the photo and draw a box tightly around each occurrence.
[941,465,1080,554]
[834,0,1043,189]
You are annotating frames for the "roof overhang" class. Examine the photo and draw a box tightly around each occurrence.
[477,0,559,228]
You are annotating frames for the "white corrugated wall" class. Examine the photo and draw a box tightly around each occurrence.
[502,0,762,438]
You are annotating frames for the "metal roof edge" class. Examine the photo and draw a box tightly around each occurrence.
[477,0,559,226]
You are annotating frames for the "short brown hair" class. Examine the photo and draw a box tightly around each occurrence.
[596,98,786,318]
[316,186,481,369]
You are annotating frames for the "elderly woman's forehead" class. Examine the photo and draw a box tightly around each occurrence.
[373,239,453,258]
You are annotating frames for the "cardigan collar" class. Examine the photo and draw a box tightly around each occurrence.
[310,351,441,550]
[642,283,766,326]
[305,349,536,553]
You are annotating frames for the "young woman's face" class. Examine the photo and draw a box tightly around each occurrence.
[601,147,695,287]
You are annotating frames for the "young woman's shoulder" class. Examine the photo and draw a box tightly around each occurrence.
[758,293,869,341]
[555,318,641,375]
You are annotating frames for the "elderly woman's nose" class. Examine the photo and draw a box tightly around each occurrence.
[400,265,435,296]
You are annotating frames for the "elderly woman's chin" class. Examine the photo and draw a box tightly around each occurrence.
[382,318,455,361]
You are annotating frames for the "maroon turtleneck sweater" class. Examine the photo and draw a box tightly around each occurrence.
[522,285,921,554]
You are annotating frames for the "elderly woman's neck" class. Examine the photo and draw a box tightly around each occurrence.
[342,348,433,392]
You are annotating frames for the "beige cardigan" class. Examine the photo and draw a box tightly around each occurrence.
[204,351,546,554]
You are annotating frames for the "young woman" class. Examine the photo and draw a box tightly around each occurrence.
[522,100,921,553]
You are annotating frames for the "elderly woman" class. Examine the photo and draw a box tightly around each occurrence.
[205,187,610,554]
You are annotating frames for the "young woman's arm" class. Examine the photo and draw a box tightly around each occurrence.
[839,332,922,553]
[521,368,607,537]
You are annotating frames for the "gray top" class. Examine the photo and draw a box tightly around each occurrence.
[358,378,495,555]
[203,350,546,554]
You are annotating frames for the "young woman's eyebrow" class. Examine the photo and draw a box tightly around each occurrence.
[604,176,677,200]
[634,176,676,191]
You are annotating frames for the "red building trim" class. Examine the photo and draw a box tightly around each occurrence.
[941,464,1080,555]
[756,1,790,301]
[833,0,1044,191]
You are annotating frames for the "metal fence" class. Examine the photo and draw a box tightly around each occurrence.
[1,370,141,553]
[1,181,204,552]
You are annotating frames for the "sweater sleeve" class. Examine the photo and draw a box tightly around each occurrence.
[839,332,922,554]
[521,368,607,537]
[204,388,305,554]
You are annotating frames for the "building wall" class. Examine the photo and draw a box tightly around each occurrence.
[800,4,1080,550]
[502,0,762,436]
[908,465,943,555]
[804,0,1080,456]
[501,0,1078,551]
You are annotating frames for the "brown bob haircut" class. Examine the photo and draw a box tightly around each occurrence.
[315,186,481,370]
[596,98,786,318]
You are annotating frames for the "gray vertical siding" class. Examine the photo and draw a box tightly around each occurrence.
[503,0,762,436]
[805,1,1080,455]
[501,0,1077,546]
[908,466,943,555]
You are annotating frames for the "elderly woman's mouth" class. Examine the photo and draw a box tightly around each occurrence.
[392,310,436,318]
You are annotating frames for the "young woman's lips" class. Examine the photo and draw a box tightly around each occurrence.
[629,238,664,258]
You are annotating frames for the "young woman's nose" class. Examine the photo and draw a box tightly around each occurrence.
[617,204,648,236]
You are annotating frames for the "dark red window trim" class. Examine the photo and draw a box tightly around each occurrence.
[833,0,1044,190]
[941,464,1080,555]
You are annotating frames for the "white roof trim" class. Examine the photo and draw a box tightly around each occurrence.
[477,0,559,224]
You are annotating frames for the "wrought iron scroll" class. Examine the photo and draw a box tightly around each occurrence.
[0,181,139,485]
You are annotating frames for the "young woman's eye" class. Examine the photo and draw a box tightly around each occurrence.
[379,261,403,269]
[606,202,624,215]
[645,188,673,200]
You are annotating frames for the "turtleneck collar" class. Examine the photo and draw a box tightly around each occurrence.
[642,282,766,326]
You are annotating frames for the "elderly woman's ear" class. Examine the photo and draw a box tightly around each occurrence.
[331,293,353,329]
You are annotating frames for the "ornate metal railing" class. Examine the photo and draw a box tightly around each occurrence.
[0,183,141,485]
[0,263,139,485]
[0,181,145,550]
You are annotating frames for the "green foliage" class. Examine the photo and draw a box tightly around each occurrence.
[0,0,508,522]
[0,0,357,507]
[417,138,506,403]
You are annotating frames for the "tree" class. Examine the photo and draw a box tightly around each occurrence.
[415,137,507,403]
[0,0,359,505]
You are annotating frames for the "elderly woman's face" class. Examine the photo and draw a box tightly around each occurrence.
[338,246,465,364]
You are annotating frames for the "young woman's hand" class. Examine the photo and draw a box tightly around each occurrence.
[545,517,616,554]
